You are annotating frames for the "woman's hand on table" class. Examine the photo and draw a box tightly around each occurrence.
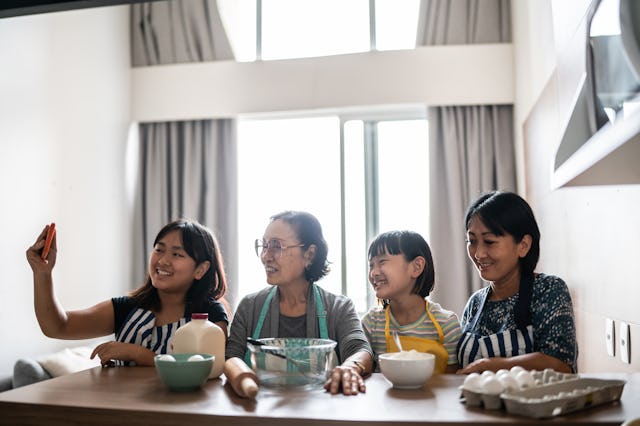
[324,364,366,395]
[457,356,508,374]
[91,341,155,367]
[457,353,572,375]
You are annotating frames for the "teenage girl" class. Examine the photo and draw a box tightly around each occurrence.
[26,219,228,367]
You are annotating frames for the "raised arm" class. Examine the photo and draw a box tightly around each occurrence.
[26,225,114,340]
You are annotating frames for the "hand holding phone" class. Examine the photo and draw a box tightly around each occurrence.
[41,223,56,260]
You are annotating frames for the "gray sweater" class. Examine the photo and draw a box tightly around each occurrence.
[225,284,372,363]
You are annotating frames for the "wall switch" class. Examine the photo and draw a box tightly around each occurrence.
[620,322,631,364]
[606,318,615,357]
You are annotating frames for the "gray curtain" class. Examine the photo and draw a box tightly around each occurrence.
[428,106,516,314]
[130,0,239,307]
[417,0,515,315]
[131,0,234,66]
[416,0,511,45]
[134,120,239,307]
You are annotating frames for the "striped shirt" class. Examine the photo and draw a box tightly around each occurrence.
[361,300,462,371]
[111,296,227,366]
[114,308,187,366]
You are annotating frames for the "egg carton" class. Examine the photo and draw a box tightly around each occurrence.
[501,378,626,418]
[460,370,579,410]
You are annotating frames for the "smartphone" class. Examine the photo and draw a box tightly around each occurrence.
[41,223,56,260]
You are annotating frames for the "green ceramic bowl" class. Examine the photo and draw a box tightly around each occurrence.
[154,353,213,392]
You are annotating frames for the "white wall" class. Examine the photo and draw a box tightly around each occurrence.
[0,6,133,376]
[131,44,514,121]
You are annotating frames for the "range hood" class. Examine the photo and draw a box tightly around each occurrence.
[553,101,640,187]
[552,0,640,188]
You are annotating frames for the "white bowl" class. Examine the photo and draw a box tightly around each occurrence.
[378,351,435,389]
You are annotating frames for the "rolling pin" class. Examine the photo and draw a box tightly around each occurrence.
[224,357,259,399]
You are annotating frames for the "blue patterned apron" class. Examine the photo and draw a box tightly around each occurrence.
[457,277,534,368]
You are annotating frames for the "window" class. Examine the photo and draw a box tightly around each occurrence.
[238,110,428,313]
[218,0,421,62]
[237,116,343,298]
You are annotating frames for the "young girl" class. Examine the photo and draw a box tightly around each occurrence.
[361,230,461,374]
[26,219,229,367]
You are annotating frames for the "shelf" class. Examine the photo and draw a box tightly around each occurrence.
[552,109,640,187]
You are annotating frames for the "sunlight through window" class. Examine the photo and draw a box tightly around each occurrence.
[237,117,343,297]
[218,0,421,61]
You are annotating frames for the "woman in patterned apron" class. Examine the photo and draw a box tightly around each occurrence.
[362,231,461,374]
[225,211,373,395]
[26,219,229,367]
[457,191,577,374]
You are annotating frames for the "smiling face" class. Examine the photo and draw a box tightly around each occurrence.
[465,216,531,287]
[368,250,424,302]
[260,219,313,288]
[148,230,210,295]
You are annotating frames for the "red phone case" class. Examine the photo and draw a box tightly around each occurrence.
[41,223,56,260]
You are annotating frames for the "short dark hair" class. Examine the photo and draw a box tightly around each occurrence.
[130,219,227,314]
[270,211,330,282]
[368,230,435,299]
[465,190,540,276]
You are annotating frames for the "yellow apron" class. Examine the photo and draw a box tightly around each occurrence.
[384,301,450,374]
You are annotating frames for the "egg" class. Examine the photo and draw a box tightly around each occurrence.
[481,370,495,378]
[157,354,176,362]
[510,365,525,376]
[463,373,482,392]
[187,354,205,362]
[498,374,519,392]
[496,369,510,378]
[480,376,504,395]
[515,370,535,389]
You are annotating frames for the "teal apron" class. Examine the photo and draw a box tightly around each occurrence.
[244,283,329,365]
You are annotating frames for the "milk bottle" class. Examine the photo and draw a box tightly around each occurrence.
[172,313,225,379]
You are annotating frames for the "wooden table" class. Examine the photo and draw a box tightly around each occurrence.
[0,367,638,426]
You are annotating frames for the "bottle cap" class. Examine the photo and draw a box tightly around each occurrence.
[191,313,208,320]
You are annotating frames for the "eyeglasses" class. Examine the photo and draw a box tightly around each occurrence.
[254,239,305,259]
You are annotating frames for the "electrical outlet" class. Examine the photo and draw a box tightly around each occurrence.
[606,318,615,357]
[620,322,631,364]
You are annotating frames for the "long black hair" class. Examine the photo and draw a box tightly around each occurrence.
[130,219,227,315]
[465,191,540,329]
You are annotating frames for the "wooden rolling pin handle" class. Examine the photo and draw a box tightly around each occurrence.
[239,376,259,399]
[224,357,260,399]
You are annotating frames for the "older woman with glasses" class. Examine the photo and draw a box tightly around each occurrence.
[226,211,373,395]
